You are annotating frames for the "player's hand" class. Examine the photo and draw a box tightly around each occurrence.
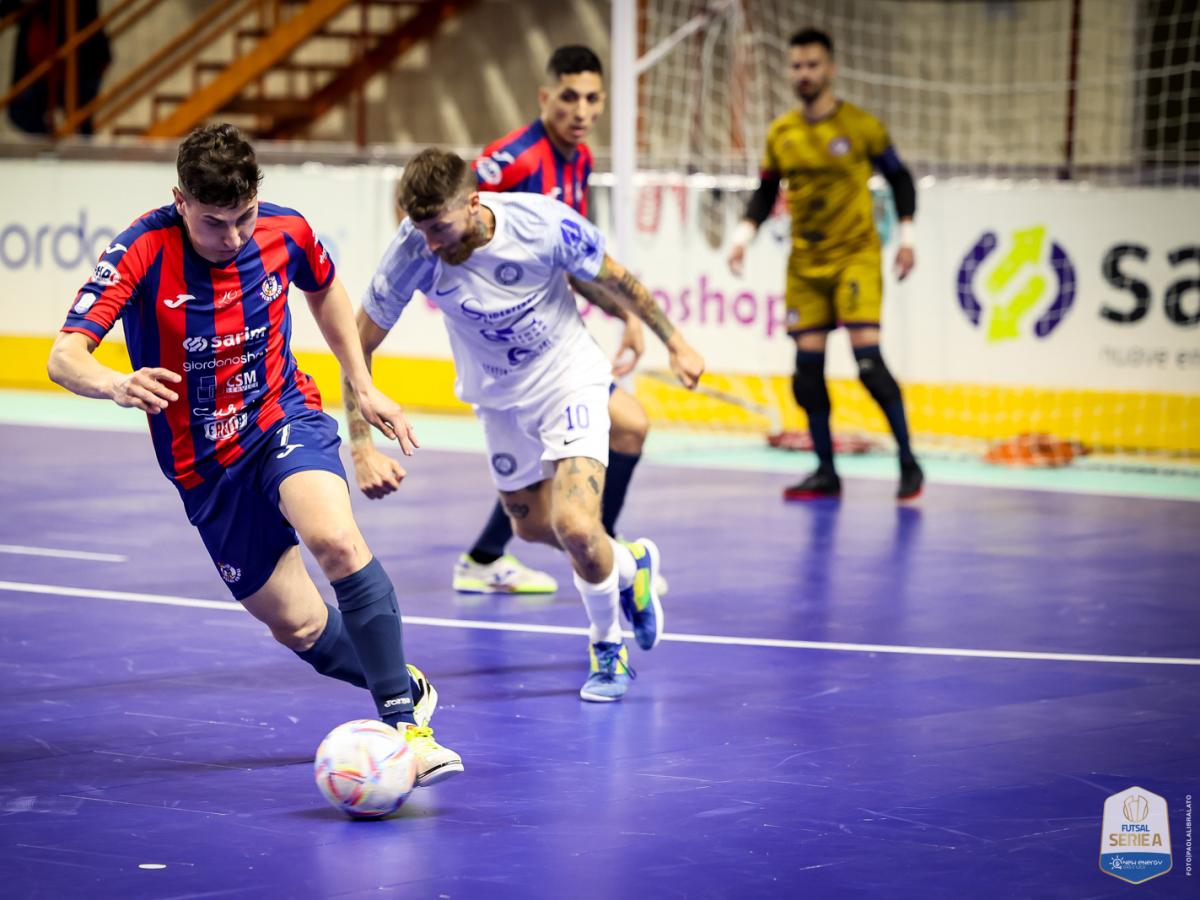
[666,336,705,390]
[353,385,419,456]
[350,441,408,499]
[727,244,747,277]
[894,246,915,281]
[612,317,645,377]
[111,367,181,414]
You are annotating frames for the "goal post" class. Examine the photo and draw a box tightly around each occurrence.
[603,0,1200,463]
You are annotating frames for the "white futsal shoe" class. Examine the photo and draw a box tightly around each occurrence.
[452,553,558,594]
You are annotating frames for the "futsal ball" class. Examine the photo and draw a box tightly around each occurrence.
[314,719,417,819]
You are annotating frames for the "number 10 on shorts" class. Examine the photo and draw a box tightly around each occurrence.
[564,404,590,431]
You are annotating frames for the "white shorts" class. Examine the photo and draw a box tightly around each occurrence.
[476,380,612,491]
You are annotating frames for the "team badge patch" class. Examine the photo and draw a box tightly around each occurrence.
[218,562,242,584]
[828,137,851,156]
[260,274,283,302]
[495,262,522,285]
[491,453,517,476]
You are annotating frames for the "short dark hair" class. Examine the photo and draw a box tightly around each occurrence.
[790,28,833,55]
[547,45,603,80]
[176,123,262,207]
[397,148,476,221]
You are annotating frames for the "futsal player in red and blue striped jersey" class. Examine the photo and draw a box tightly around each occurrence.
[48,124,461,787]
[350,47,657,599]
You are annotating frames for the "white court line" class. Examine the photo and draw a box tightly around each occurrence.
[1,579,1198,668]
[0,544,127,562]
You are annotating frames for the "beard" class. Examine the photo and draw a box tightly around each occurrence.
[436,218,490,265]
[795,78,827,103]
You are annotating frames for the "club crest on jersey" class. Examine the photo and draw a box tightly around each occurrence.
[828,137,851,157]
[491,452,517,476]
[217,562,242,584]
[495,262,523,285]
[260,274,283,302]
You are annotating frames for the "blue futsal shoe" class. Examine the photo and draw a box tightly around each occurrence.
[619,538,664,650]
[579,642,636,702]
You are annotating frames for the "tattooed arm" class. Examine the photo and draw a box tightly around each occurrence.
[591,254,705,389]
[568,275,645,376]
[342,307,411,499]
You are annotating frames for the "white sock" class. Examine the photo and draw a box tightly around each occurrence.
[609,537,636,590]
[573,564,622,644]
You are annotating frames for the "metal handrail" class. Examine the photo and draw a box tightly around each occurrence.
[59,0,259,136]
[0,0,156,111]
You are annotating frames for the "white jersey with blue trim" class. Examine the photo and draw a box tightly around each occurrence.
[363,192,612,408]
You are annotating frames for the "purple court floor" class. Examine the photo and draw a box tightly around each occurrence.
[0,422,1197,898]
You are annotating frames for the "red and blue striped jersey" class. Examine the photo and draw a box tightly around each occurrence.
[61,202,335,490]
[473,119,593,215]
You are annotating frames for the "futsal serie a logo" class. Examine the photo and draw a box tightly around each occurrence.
[1099,786,1172,884]
[956,225,1077,342]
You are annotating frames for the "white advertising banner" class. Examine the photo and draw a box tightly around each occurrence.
[1,158,1196,396]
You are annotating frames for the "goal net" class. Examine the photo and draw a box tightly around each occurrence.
[610,0,1200,465]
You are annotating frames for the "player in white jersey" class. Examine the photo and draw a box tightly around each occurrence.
[346,148,705,701]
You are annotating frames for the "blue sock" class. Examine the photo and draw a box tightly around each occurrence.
[331,558,415,726]
[294,605,366,689]
[469,500,513,564]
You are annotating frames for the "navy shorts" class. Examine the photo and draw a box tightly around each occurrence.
[180,411,346,600]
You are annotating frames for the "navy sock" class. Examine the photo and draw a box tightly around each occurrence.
[468,500,513,565]
[795,350,834,471]
[601,450,640,537]
[331,558,415,726]
[853,345,916,466]
[295,604,366,688]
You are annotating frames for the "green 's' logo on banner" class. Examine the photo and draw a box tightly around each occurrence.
[956,226,1077,341]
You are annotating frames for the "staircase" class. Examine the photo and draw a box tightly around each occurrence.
[1,0,474,141]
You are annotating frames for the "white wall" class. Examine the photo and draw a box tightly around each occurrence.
[1,157,1196,397]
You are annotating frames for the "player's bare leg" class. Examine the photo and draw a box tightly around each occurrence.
[241,545,331,652]
[550,456,611,582]
[551,457,651,701]
[607,387,648,457]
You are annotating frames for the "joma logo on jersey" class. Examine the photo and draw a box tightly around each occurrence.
[224,371,258,394]
[204,412,248,441]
